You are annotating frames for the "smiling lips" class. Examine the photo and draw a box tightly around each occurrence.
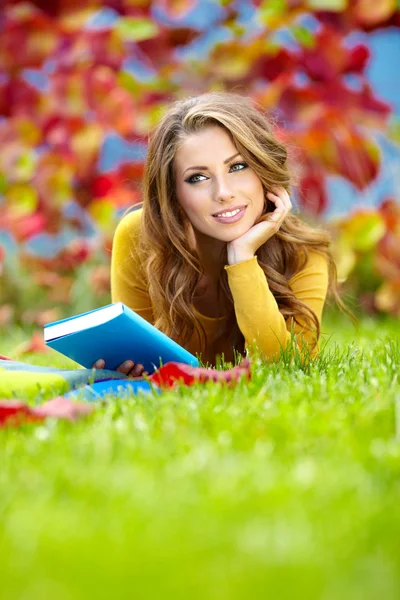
[212,205,247,224]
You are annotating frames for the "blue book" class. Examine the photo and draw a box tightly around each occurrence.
[44,302,199,374]
[65,379,161,401]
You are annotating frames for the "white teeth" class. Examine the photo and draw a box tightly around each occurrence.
[214,208,241,218]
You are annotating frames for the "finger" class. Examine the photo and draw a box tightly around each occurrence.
[267,191,291,215]
[266,193,285,217]
[131,363,145,377]
[93,359,105,369]
[116,360,134,374]
[270,185,289,199]
[266,190,284,204]
[126,364,146,380]
[263,205,287,230]
[269,187,292,211]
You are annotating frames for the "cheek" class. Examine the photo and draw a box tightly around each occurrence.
[178,191,208,221]
[242,172,264,199]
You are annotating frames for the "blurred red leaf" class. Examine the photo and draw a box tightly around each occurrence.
[4,0,98,18]
[43,115,85,150]
[54,29,126,71]
[0,401,43,426]
[34,396,94,419]
[14,331,50,356]
[166,26,202,47]
[344,44,370,74]
[0,78,42,118]
[0,4,59,71]
[137,26,200,67]
[253,48,297,82]
[86,69,136,135]
[298,160,329,215]
[55,239,92,271]
[157,0,198,20]
[336,136,380,191]
[298,27,369,82]
[295,112,381,190]
[379,198,400,232]
[148,359,251,389]
[7,211,48,242]
[0,397,94,427]
[91,173,120,198]
[347,81,391,120]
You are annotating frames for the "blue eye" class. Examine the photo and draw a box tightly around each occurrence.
[185,162,248,184]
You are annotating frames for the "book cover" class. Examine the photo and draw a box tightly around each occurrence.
[44,302,199,373]
[65,379,160,401]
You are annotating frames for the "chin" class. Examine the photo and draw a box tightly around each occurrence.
[220,221,251,240]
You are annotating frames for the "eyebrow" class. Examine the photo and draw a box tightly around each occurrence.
[183,152,241,175]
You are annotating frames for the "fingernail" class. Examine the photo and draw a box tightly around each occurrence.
[124,360,133,369]
[95,359,103,368]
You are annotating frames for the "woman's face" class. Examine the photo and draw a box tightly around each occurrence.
[174,125,265,243]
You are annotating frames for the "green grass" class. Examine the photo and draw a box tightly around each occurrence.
[1,310,400,599]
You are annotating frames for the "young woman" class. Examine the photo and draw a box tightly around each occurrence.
[94,92,354,377]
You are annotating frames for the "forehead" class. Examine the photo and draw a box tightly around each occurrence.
[174,125,237,170]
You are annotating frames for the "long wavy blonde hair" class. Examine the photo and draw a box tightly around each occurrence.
[138,91,356,362]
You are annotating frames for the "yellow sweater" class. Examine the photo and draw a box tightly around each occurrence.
[111,207,329,364]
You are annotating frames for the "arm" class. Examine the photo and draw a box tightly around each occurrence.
[110,208,154,324]
[286,250,329,356]
[224,251,329,361]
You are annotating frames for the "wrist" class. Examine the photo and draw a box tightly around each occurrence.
[227,246,255,266]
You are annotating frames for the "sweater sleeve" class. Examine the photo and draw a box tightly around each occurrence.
[110,208,155,324]
[224,251,329,361]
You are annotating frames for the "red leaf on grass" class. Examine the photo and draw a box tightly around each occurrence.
[0,401,43,426]
[0,397,94,428]
[148,359,251,389]
[33,397,94,420]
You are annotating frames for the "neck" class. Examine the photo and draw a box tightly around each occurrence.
[193,229,226,281]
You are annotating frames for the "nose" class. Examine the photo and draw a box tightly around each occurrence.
[213,175,235,204]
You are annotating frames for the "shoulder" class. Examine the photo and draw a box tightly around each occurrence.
[289,249,329,284]
[112,205,145,267]
[115,204,142,234]
[114,204,143,246]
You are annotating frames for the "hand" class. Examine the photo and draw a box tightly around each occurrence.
[227,186,292,265]
[92,359,147,379]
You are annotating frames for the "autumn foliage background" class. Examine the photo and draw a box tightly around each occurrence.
[1,0,400,337]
